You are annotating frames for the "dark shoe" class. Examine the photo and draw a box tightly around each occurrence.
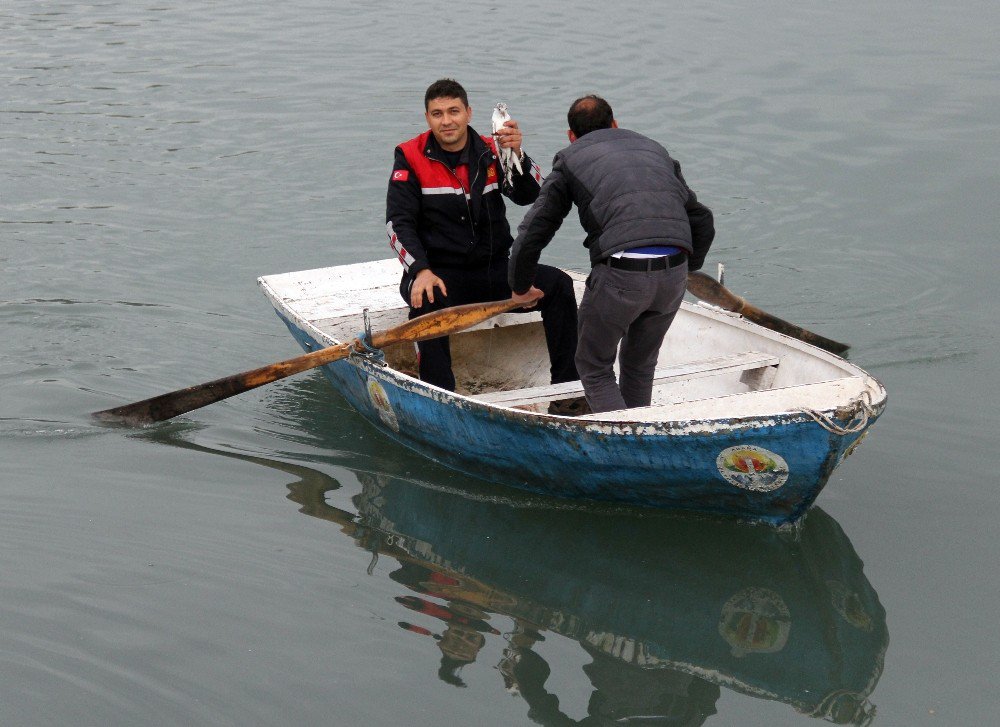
[547,396,591,416]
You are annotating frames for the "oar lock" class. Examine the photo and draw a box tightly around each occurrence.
[352,307,386,364]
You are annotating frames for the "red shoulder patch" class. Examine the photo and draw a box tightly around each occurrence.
[392,169,409,182]
[486,165,497,180]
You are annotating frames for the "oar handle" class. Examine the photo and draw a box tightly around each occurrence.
[371,294,540,348]
[93,292,541,426]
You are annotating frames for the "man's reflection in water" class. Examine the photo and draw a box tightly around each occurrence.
[389,560,719,725]
[392,562,500,688]
[498,621,718,727]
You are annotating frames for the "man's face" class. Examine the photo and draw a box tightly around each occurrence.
[425,96,472,152]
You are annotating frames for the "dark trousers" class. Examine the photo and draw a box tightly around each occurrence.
[575,261,688,413]
[404,263,579,391]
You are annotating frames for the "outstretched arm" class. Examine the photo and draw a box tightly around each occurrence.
[508,154,573,293]
[673,159,715,272]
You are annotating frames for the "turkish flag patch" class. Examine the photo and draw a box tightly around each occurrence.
[392,169,409,182]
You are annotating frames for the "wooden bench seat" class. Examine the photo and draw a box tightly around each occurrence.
[472,351,780,408]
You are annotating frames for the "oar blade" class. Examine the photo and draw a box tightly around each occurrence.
[92,341,356,426]
[686,271,850,355]
[739,305,850,354]
[93,374,263,426]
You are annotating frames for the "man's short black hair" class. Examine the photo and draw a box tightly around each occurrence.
[567,95,614,138]
[425,78,469,110]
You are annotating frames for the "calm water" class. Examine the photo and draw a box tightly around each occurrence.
[3,1,998,724]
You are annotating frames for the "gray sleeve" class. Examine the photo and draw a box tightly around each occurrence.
[508,155,574,293]
[673,159,715,272]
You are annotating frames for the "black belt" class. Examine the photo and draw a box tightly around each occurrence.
[601,251,687,271]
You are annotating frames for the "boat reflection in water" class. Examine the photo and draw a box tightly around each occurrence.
[288,467,887,726]
[149,418,886,726]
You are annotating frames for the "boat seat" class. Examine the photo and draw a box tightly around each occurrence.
[472,351,781,408]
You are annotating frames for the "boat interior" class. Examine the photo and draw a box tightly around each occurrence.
[259,259,882,421]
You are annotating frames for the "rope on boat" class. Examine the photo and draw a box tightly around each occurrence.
[351,330,386,365]
[798,390,877,436]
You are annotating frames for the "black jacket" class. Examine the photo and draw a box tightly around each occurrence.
[386,127,542,279]
[509,127,714,293]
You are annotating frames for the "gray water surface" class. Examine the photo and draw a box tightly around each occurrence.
[3,1,998,724]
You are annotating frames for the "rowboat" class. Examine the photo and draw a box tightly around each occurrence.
[258,259,886,525]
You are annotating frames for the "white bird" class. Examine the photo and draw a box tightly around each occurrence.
[491,102,522,190]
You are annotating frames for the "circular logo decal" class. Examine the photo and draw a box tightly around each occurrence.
[716,445,789,492]
[718,587,791,657]
[366,378,399,432]
[826,580,874,632]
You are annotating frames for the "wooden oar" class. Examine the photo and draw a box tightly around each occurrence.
[686,271,849,354]
[93,293,542,426]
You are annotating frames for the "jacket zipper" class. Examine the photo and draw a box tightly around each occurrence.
[427,156,477,246]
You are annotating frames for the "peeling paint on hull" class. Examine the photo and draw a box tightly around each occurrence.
[276,312,880,525]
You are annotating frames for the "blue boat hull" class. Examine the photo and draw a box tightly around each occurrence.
[277,312,877,525]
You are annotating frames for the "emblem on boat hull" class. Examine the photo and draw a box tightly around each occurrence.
[366,378,399,432]
[716,445,789,491]
[718,586,791,656]
[826,579,874,632]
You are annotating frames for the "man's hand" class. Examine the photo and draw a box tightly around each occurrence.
[495,119,524,159]
[410,268,447,308]
[511,286,543,309]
